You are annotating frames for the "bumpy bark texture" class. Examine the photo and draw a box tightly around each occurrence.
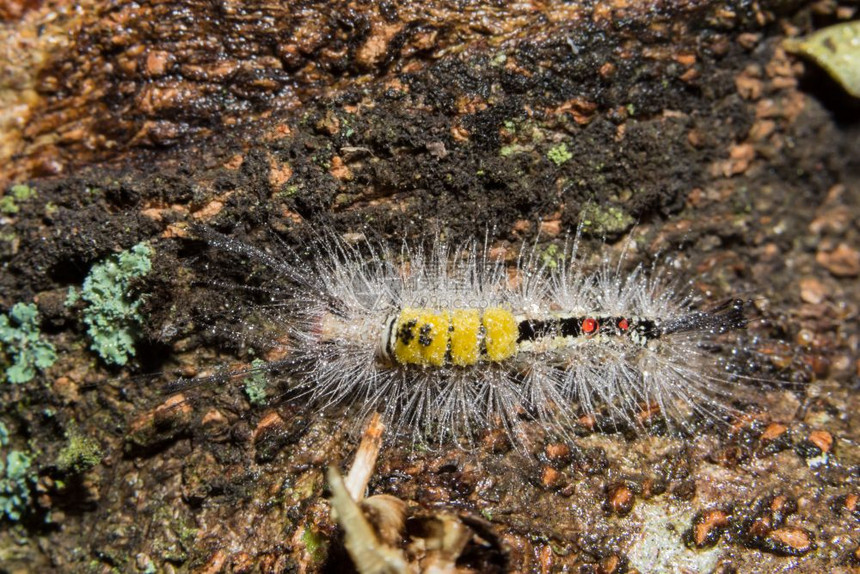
[0,0,858,572]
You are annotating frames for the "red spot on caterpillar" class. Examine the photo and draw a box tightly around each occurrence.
[582,318,598,334]
[618,318,629,331]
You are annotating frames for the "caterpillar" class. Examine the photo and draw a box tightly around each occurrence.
[181,224,753,448]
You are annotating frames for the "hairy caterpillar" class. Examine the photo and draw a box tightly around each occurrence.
[180,225,753,447]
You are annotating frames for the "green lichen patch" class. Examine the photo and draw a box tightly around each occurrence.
[243,359,269,406]
[69,243,153,366]
[0,303,57,384]
[0,421,35,522]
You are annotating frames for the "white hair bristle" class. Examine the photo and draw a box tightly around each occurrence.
[187,225,754,448]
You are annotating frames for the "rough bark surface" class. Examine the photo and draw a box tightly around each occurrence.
[0,0,858,572]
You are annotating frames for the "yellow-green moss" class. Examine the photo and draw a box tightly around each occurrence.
[547,143,573,166]
[56,424,102,474]
[580,203,635,235]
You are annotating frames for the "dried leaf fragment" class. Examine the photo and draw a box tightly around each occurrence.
[327,466,409,574]
[784,21,860,98]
